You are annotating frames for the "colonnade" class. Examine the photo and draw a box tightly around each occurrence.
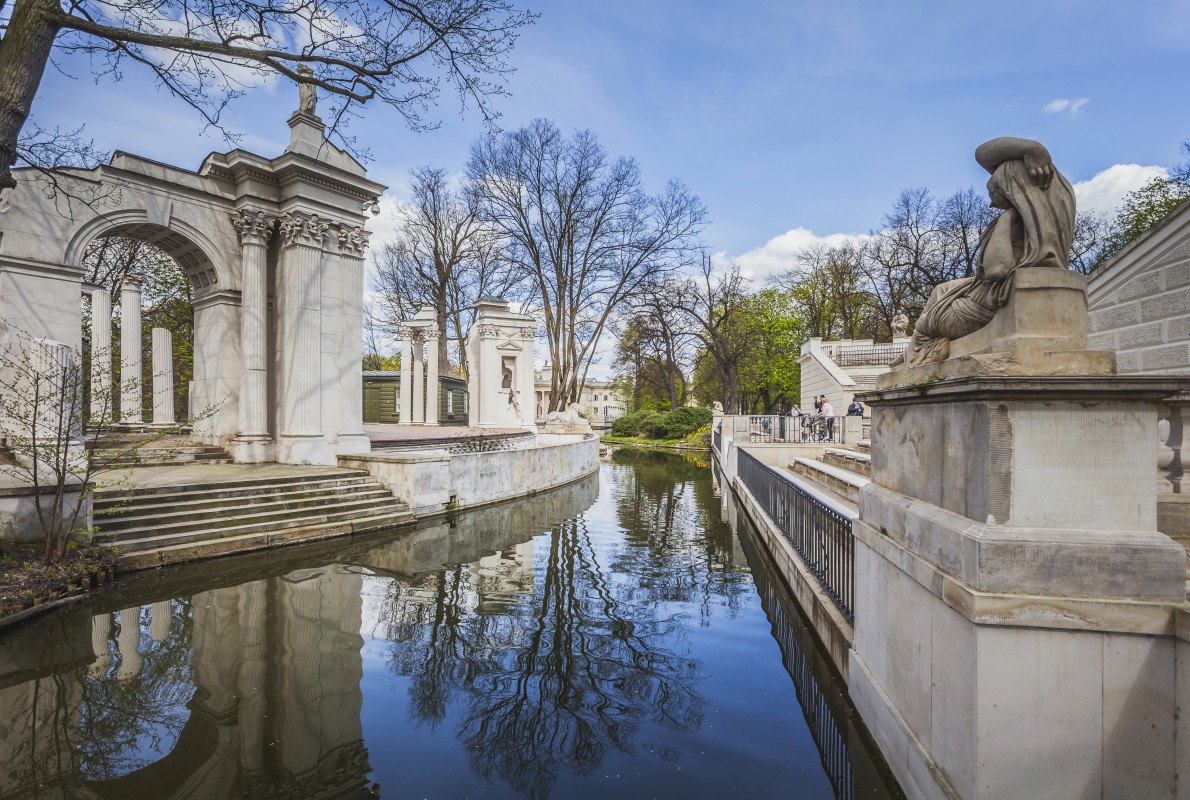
[88,283,175,426]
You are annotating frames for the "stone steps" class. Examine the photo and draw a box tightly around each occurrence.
[821,448,872,478]
[790,457,870,505]
[89,441,232,468]
[93,470,413,564]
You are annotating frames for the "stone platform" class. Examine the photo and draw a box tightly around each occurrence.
[364,424,530,449]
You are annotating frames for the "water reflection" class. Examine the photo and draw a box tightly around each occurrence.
[0,453,901,799]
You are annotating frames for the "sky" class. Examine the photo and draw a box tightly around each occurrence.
[22,0,1190,370]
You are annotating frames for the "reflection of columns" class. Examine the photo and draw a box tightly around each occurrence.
[116,606,142,680]
[412,333,425,424]
[337,225,370,451]
[237,580,268,776]
[119,281,143,424]
[425,330,439,425]
[91,288,112,423]
[151,328,175,425]
[150,600,171,641]
[398,331,413,424]
[232,210,274,448]
[277,212,329,461]
[90,612,113,678]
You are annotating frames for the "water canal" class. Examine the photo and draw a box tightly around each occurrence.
[0,448,901,799]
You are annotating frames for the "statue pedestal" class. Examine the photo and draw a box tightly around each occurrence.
[851,375,1189,799]
[882,268,1115,387]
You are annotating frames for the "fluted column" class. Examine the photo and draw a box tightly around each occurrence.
[90,612,113,678]
[90,288,112,424]
[119,280,142,424]
[277,212,329,463]
[232,210,275,458]
[519,326,536,430]
[151,328,175,426]
[116,606,142,681]
[424,329,439,426]
[150,600,171,641]
[411,333,425,424]
[337,225,370,452]
[398,330,412,424]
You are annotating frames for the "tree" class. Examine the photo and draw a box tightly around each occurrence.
[1092,174,1190,270]
[0,328,213,561]
[670,258,752,413]
[0,0,537,189]
[371,166,517,376]
[467,119,705,411]
[774,245,875,340]
[614,281,696,411]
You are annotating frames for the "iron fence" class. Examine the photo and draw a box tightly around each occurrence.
[713,425,722,453]
[827,342,907,367]
[748,415,843,444]
[737,448,854,622]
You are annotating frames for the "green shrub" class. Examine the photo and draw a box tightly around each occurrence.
[612,406,713,440]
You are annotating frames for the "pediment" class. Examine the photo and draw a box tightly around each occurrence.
[496,341,523,351]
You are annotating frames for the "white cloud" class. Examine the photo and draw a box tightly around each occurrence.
[1042,97,1090,116]
[1073,163,1168,217]
[712,227,870,284]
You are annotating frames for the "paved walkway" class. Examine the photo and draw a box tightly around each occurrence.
[365,424,529,447]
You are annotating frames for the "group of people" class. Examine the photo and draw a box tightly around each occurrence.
[777,394,863,441]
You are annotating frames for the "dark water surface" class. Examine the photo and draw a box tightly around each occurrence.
[0,448,900,799]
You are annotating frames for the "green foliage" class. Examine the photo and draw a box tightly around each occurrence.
[1094,176,1190,270]
[693,288,803,414]
[363,353,402,370]
[610,406,711,440]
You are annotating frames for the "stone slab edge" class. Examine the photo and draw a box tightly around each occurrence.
[853,512,1188,636]
[731,475,854,679]
[848,648,960,800]
[859,374,1189,405]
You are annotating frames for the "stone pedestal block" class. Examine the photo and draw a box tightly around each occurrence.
[853,373,1190,799]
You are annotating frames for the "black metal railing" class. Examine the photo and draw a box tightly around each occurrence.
[713,425,722,453]
[828,342,907,367]
[737,449,854,622]
[748,415,843,444]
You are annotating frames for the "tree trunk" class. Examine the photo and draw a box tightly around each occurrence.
[0,0,62,189]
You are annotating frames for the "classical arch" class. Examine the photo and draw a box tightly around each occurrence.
[0,113,385,464]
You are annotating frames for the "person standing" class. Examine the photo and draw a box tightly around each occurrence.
[847,396,864,416]
[820,397,835,440]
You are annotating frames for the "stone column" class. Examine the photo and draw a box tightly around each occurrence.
[277,212,329,463]
[150,600,171,641]
[119,280,143,424]
[90,288,112,424]
[424,330,439,425]
[337,225,370,452]
[115,606,142,681]
[89,612,113,678]
[150,328,175,426]
[411,333,425,424]
[519,327,536,431]
[232,210,275,461]
[398,330,413,424]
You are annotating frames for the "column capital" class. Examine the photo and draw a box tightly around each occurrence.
[232,209,277,247]
[422,327,440,342]
[336,224,371,258]
[279,212,331,249]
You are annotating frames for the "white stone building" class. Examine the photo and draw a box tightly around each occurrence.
[1087,199,1190,374]
[797,338,908,414]
[0,94,381,465]
[534,364,627,426]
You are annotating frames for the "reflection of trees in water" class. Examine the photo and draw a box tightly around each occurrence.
[77,600,196,780]
[608,447,752,621]
[377,452,764,799]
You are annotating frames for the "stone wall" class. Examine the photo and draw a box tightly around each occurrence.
[339,435,599,518]
[1088,201,1190,374]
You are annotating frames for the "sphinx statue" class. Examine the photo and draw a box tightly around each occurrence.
[892,137,1076,369]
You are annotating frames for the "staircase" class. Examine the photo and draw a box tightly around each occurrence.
[785,446,871,509]
[94,468,414,569]
[88,434,232,467]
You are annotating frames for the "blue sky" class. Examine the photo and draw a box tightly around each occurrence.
[27,1,1190,277]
